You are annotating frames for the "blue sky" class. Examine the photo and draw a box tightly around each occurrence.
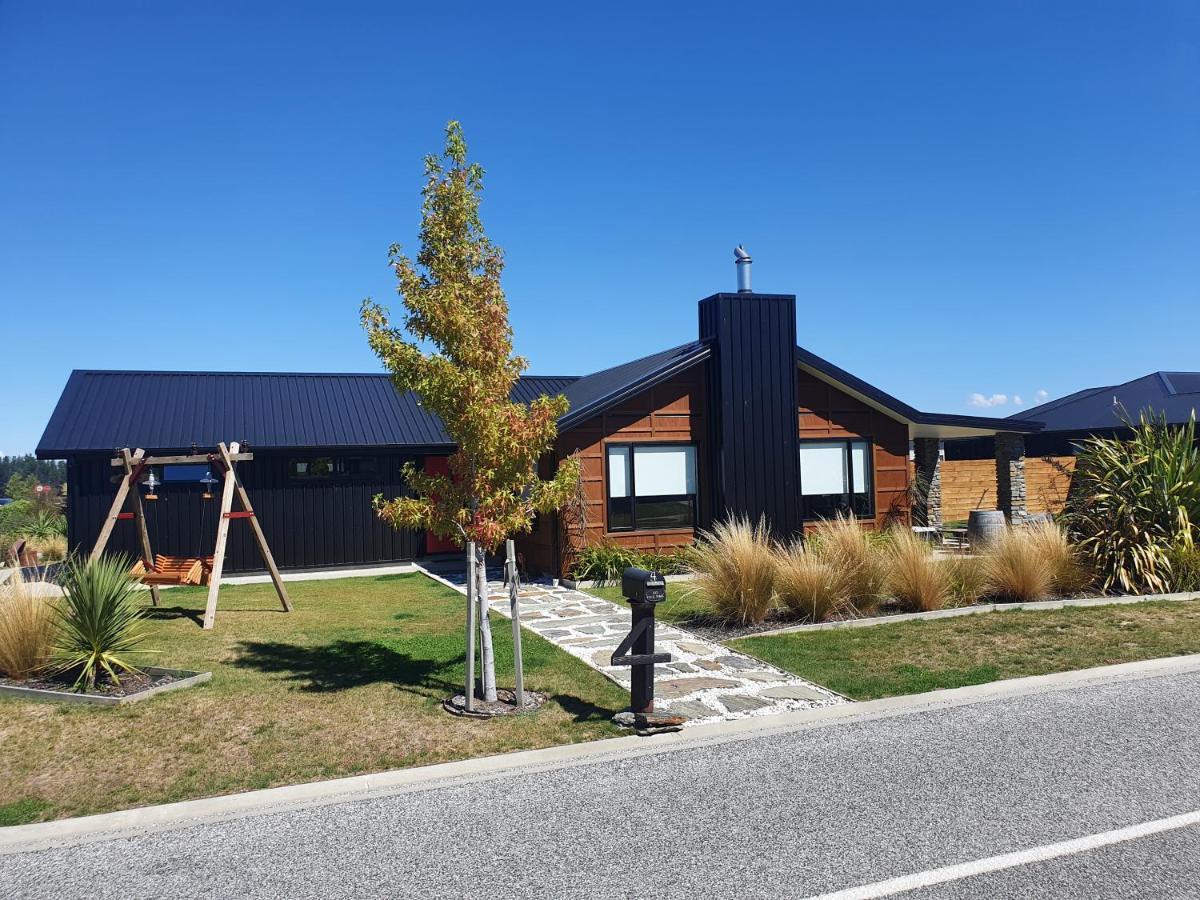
[2,2,1197,455]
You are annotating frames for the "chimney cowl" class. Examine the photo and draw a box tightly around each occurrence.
[734,245,752,293]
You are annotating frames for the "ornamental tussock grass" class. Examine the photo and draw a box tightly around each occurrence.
[886,528,952,612]
[773,540,853,623]
[685,515,777,625]
[807,514,889,613]
[0,569,56,680]
[982,525,1054,603]
[1026,520,1091,596]
[945,555,987,607]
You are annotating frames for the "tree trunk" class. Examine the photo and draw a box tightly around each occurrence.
[475,545,497,702]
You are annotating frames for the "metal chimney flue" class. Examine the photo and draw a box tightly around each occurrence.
[734,245,752,293]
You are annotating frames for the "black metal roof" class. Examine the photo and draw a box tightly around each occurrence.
[558,341,711,430]
[36,371,578,456]
[37,338,1040,456]
[1011,371,1200,433]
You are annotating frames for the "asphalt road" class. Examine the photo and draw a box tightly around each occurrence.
[4,670,1199,899]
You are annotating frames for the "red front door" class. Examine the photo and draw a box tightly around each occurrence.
[423,455,459,554]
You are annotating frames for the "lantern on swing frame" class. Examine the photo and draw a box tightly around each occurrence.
[200,469,219,501]
[142,469,161,502]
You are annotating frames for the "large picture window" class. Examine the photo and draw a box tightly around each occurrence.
[606,443,697,531]
[799,439,873,520]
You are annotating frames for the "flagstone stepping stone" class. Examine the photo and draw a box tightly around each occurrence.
[666,662,697,673]
[715,655,761,670]
[655,677,740,699]
[759,684,831,701]
[576,625,606,634]
[721,695,770,714]
[675,641,713,656]
[591,649,618,667]
[743,671,788,682]
[539,630,571,639]
[664,700,719,719]
[694,660,723,671]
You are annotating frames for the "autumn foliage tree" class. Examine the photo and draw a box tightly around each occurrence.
[362,121,580,704]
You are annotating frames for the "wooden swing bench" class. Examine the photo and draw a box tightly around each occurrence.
[94,442,291,629]
[130,555,214,586]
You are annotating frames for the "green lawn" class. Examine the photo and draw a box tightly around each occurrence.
[732,599,1200,700]
[585,582,710,626]
[0,573,628,825]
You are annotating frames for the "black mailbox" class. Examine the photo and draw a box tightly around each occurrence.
[622,567,666,604]
[612,566,671,714]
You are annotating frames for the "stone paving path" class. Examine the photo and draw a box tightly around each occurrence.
[417,565,847,725]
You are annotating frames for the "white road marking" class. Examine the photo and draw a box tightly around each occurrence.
[809,809,1200,899]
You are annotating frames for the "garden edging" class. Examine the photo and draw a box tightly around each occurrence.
[0,668,212,706]
[748,590,1200,638]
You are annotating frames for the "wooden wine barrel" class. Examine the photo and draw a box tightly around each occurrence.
[967,509,1007,549]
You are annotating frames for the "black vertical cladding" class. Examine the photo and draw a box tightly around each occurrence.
[66,451,424,571]
[698,292,801,537]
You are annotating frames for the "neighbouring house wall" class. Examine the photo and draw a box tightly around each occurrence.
[518,365,708,576]
[67,450,425,572]
[934,456,1075,521]
[796,370,911,529]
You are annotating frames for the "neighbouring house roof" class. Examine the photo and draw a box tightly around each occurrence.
[36,370,579,456]
[1011,371,1200,434]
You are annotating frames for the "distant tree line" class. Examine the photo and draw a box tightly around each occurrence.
[0,455,66,496]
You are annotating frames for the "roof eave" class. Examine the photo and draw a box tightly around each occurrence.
[795,347,1043,436]
[558,344,712,431]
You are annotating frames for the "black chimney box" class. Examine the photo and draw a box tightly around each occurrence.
[698,292,802,537]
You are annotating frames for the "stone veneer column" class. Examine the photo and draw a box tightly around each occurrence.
[995,431,1028,523]
[911,437,942,528]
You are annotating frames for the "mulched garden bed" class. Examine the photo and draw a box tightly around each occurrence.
[443,687,549,718]
[0,667,211,705]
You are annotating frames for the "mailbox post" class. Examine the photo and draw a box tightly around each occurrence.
[610,567,671,714]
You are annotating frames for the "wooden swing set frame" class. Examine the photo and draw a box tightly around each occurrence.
[90,441,292,630]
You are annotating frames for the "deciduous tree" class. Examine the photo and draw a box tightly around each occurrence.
[362,121,579,704]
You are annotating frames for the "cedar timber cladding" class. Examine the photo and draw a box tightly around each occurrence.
[797,368,910,528]
[559,365,708,554]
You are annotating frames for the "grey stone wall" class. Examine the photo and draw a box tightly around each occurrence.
[912,437,942,527]
[995,431,1029,523]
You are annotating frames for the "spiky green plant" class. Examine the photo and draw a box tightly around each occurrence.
[570,541,645,584]
[1064,410,1200,594]
[52,555,154,691]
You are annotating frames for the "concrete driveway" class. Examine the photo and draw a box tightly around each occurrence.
[4,658,1200,899]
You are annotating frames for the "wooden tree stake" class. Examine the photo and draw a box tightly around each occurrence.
[465,540,477,711]
[506,538,524,708]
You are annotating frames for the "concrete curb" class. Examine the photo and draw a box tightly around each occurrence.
[5,652,1200,854]
[748,591,1200,637]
